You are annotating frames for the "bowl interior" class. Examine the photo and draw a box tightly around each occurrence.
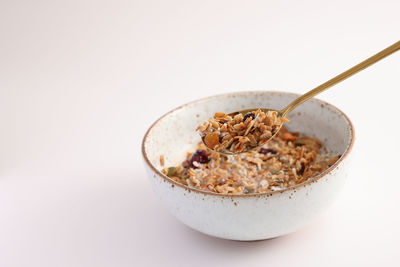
[143,91,353,173]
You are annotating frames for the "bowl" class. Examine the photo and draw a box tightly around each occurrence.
[142,91,354,241]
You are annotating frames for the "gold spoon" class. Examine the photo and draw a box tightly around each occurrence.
[202,40,400,155]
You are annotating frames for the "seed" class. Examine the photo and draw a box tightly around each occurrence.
[270,170,280,175]
[167,167,177,176]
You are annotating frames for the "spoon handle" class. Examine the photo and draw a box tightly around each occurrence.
[280,40,400,117]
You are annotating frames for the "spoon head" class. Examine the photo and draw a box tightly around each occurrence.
[200,108,285,155]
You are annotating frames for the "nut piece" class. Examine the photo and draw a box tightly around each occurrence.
[214,112,226,119]
[204,132,220,149]
[281,132,298,141]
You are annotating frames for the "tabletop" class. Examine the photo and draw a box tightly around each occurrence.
[1,0,400,266]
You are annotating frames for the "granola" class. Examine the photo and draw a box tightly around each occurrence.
[162,126,340,194]
[197,109,288,153]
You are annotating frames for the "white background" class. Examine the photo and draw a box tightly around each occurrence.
[1,0,400,266]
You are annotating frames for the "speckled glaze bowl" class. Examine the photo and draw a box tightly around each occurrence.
[142,91,354,241]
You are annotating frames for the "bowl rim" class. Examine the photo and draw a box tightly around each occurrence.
[142,91,355,198]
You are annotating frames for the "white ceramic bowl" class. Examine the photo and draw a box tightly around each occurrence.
[142,91,354,241]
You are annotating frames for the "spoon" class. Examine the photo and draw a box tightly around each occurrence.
[202,40,400,155]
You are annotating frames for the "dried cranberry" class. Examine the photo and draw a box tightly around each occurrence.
[195,149,208,158]
[189,149,209,168]
[243,113,255,121]
[259,148,278,155]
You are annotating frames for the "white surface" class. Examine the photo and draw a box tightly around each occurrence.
[0,0,399,266]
